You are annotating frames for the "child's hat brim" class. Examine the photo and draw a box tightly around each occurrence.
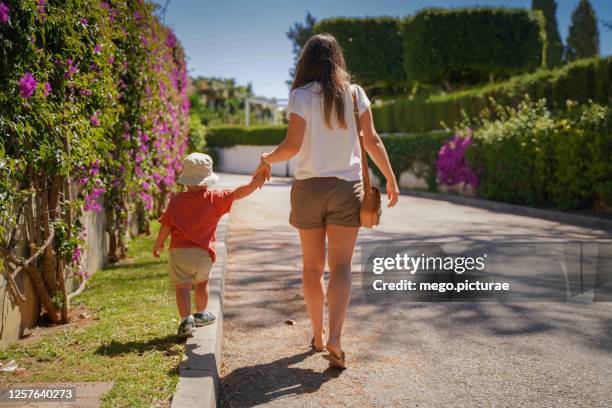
[177,172,219,186]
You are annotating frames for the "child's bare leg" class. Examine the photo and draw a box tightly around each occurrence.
[175,282,192,319]
[194,280,209,312]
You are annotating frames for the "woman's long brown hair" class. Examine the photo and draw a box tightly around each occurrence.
[291,34,351,129]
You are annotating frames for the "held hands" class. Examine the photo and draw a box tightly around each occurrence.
[253,153,272,181]
[386,179,399,208]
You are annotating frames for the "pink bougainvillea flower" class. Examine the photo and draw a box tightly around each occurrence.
[140,191,153,210]
[71,246,82,263]
[166,31,177,48]
[37,0,46,20]
[133,10,141,21]
[436,133,478,188]
[42,81,52,96]
[80,17,89,26]
[93,44,102,54]
[18,73,37,98]
[90,112,100,126]
[107,54,115,64]
[65,58,77,78]
[0,2,9,24]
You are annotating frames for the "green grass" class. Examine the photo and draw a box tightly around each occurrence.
[0,225,184,407]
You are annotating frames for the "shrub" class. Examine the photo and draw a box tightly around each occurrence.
[373,131,452,190]
[466,97,612,210]
[436,131,478,188]
[313,17,404,85]
[0,0,189,321]
[205,125,288,148]
[373,56,612,133]
[402,7,545,85]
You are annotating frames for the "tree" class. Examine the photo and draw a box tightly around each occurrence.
[286,12,316,82]
[566,0,599,61]
[532,0,563,67]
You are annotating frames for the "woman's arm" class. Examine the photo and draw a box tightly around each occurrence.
[359,108,399,207]
[253,113,306,179]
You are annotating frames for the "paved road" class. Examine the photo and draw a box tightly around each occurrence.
[216,173,612,408]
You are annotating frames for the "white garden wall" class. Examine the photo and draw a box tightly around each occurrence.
[216,145,297,177]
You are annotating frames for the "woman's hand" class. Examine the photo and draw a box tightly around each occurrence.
[253,153,272,181]
[386,179,399,208]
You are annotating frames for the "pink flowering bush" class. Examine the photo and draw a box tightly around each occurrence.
[0,0,189,323]
[436,131,478,188]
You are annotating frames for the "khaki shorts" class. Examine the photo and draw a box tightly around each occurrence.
[168,248,213,285]
[290,177,363,229]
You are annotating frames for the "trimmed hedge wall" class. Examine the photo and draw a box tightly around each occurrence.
[467,99,612,210]
[205,125,288,147]
[402,7,545,85]
[314,17,404,85]
[373,56,612,133]
[373,131,452,190]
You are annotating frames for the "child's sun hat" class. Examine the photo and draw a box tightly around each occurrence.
[177,152,219,186]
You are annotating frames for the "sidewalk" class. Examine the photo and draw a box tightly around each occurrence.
[218,174,612,407]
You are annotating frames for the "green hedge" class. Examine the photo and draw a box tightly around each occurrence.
[314,17,404,85]
[467,98,612,210]
[205,125,287,147]
[374,56,612,133]
[402,7,545,85]
[373,131,452,190]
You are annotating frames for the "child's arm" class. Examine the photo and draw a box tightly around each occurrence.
[152,225,172,257]
[232,172,266,200]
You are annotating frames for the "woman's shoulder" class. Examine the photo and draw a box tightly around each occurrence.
[348,83,366,94]
[291,82,319,96]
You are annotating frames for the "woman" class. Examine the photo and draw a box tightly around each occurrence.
[254,34,399,369]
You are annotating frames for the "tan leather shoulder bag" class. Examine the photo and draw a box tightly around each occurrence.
[352,88,381,228]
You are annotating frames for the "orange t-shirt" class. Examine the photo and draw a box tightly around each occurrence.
[158,189,234,262]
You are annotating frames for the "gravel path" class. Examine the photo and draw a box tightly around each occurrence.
[217,174,612,408]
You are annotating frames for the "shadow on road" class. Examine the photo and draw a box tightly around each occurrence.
[221,350,342,407]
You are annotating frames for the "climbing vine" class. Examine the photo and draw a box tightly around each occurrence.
[0,0,189,323]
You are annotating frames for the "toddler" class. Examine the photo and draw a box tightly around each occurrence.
[153,152,265,336]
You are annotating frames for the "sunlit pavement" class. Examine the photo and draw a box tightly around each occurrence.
[216,173,612,408]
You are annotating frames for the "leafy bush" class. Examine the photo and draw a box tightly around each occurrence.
[402,7,545,85]
[206,125,287,148]
[373,131,452,190]
[373,56,612,133]
[314,17,404,85]
[466,97,612,210]
[189,114,207,152]
[0,0,189,321]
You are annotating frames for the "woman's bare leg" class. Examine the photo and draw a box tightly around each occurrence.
[325,224,359,357]
[298,227,326,350]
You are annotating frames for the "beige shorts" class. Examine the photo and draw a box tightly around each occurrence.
[290,177,363,229]
[168,248,213,285]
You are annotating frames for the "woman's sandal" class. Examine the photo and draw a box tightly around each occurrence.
[311,337,325,352]
[323,349,347,369]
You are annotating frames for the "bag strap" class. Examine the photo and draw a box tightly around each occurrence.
[352,87,372,192]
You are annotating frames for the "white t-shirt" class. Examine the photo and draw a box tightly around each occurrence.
[285,82,371,181]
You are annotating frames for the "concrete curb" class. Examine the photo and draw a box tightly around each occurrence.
[401,189,612,231]
[171,214,229,408]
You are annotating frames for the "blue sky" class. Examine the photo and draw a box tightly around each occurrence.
[154,0,612,99]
